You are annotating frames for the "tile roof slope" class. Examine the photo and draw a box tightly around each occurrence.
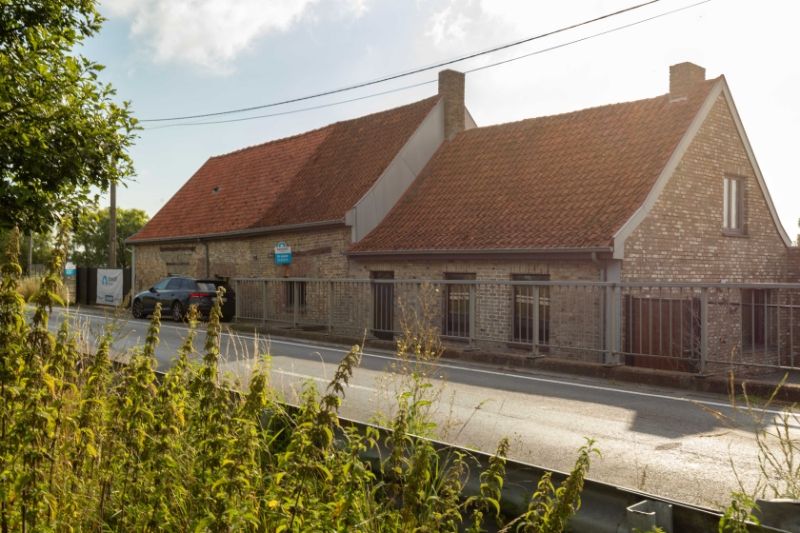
[129,96,438,242]
[351,79,718,253]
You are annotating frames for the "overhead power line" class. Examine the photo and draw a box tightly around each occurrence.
[146,0,711,130]
[147,80,437,129]
[141,0,663,123]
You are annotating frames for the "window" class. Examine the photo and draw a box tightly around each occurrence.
[165,278,183,290]
[180,278,198,290]
[512,274,550,346]
[723,176,744,232]
[284,280,307,310]
[741,289,777,350]
[443,273,475,338]
[152,278,170,290]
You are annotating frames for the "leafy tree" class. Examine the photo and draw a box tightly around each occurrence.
[0,229,53,271]
[0,0,137,233]
[72,207,148,268]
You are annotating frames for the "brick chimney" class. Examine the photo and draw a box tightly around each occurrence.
[669,62,705,100]
[438,69,465,140]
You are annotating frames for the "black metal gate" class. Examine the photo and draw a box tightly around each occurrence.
[371,271,394,340]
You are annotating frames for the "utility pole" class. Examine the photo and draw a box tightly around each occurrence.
[109,180,117,268]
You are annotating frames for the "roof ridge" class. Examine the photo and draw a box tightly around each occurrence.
[209,95,440,160]
[456,77,721,138]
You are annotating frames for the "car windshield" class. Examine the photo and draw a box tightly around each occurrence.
[196,282,217,291]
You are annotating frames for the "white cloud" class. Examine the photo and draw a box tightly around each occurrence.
[343,0,369,18]
[103,0,367,73]
[427,1,472,47]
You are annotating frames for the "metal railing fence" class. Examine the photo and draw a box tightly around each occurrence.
[232,277,800,374]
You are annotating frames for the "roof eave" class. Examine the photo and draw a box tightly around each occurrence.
[347,246,613,261]
[126,219,345,245]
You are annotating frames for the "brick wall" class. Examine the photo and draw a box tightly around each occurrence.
[350,258,604,360]
[788,248,800,282]
[623,93,789,283]
[622,92,792,372]
[132,226,351,293]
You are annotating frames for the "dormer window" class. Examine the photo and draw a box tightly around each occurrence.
[723,176,743,233]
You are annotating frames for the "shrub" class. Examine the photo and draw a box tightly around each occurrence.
[17,275,41,301]
[16,275,70,304]
[1,228,601,532]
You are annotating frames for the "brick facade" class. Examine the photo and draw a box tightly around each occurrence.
[788,248,800,282]
[348,258,604,359]
[133,226,351,293]
[622,93,792,371]
[623,93,788,283]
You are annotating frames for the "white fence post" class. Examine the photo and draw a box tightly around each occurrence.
[293,281,299,328]
[234,279,241,321]
[261,280,267,324]
[468,284,476,347]
[327,280,334,334]
[604,283,622,365]
[531,285,540,356]
[700,288,709,375]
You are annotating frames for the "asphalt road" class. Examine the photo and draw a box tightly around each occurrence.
[49,306,794,510]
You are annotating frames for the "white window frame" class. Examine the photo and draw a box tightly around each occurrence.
[723,176,743,232]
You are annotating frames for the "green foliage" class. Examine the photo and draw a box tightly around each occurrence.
[0,0,137,232]
[718,492,760,533]
[502,439,599,533]
[466,437,509,532]
[72,207,149,268]
[0,229,53,270]
[0,229,611,532]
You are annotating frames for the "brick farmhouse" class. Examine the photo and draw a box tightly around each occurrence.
[128,63,798,371]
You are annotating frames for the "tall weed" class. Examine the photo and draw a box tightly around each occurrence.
[0,229,608,532]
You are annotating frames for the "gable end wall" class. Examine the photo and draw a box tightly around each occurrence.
[623,94,788,282]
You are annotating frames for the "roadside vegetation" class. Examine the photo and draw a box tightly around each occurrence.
[15,275,70,304]
[0,226,777,531]
[0,228,603,531]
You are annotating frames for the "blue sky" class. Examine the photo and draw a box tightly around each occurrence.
[87,0,800,240]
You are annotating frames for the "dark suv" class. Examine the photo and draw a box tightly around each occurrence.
[131,276,235,322]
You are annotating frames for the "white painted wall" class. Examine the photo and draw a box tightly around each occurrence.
[346,100,443,242]
[346,102,475,243]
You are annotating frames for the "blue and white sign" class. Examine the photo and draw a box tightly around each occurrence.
[274,242,293,265]
[96,268,123,306]
[63,261,76,278]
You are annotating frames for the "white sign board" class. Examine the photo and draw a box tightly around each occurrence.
[96,268,123,306]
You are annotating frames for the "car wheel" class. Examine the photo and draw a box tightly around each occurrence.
[171,301,184,322]
[132,299,144,319]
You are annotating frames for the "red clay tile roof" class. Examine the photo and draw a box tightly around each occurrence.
[350,79,719,254]
[129,96,438,242]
